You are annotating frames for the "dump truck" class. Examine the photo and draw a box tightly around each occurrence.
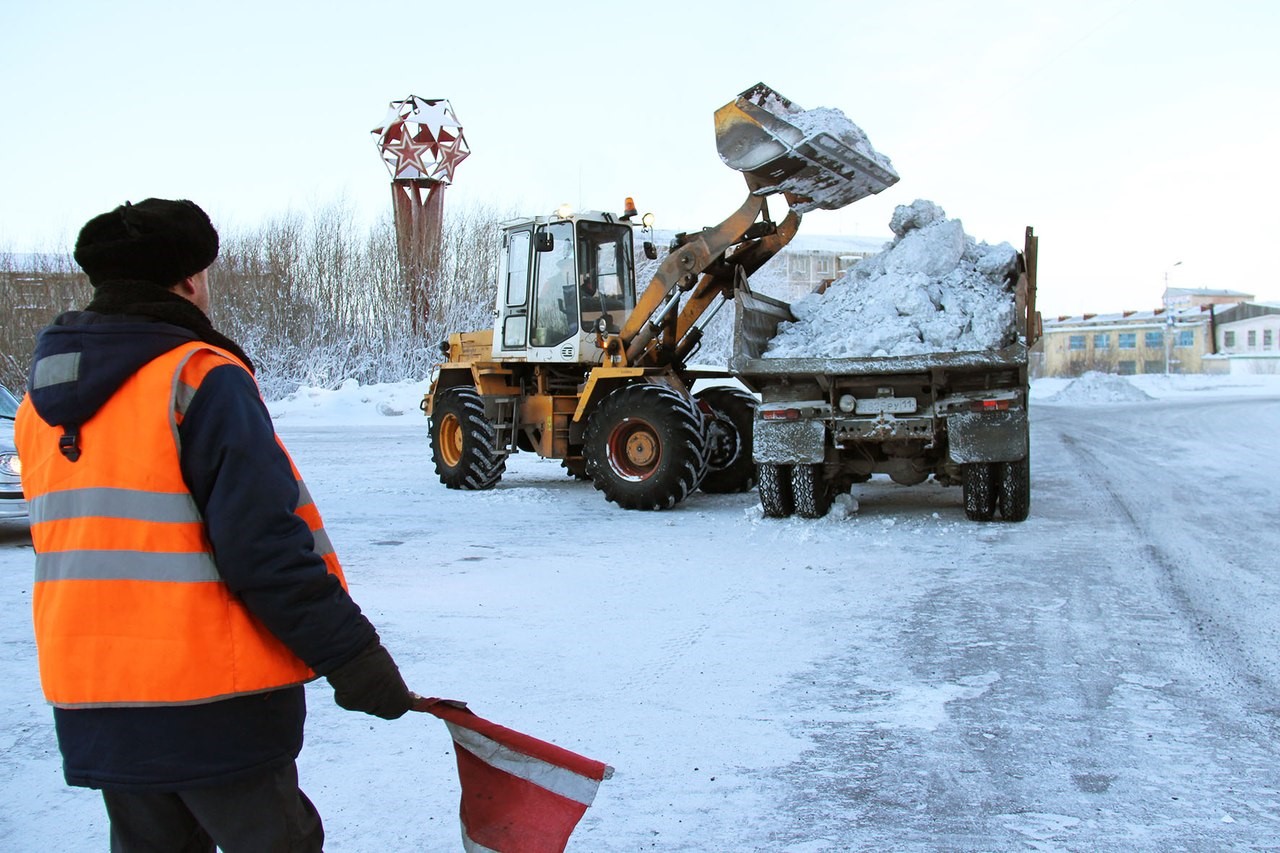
[423,83,899,509]
[729,224,1040,522]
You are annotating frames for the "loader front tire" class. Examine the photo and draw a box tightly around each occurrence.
[429,387,506,490]
[696,387,758,494]
[792,464,832,519]
[758,463,794,518]
[584,384,708,510]
[997,457,1030,522]
[962,462,997,521]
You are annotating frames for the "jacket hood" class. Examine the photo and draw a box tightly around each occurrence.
[26,311,199,429]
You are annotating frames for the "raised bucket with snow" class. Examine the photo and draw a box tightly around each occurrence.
[714,82,900,213]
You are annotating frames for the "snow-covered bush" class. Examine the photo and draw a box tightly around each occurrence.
[210,200,512,399]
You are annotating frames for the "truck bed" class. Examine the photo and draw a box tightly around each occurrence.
[729,284,1029,380]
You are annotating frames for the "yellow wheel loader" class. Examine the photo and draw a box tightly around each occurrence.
[423,83,899,509]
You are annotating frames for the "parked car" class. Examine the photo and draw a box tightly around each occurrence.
[0,383,27,520]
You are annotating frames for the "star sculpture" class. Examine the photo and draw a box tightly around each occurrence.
[412,99,462,146]
[384,127,434,179]
[373,96,470,184]
[433,132,471,183]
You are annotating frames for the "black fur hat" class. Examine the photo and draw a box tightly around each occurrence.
[73,198,219,287]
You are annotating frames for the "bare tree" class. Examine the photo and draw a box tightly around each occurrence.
[0,250,89,390]
[0,201,509,398]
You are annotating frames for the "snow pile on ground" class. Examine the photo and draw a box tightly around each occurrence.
[1128,372,1280,398]
[1036,370,1280,405]
[763,200,1019,358]
[267,377,431,424]
[1043,372,1155,404]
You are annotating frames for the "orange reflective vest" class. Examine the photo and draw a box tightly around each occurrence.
[17,342,348,708]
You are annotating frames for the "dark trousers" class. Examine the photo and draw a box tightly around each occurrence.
[101,761,323,853]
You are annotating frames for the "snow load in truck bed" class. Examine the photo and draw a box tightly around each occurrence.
[763,200,1018,358]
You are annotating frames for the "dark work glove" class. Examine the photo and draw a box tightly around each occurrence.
[326,641,414,720]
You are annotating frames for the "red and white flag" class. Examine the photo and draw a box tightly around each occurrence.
[414,697,613,853]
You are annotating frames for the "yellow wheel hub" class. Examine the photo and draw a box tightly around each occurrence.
[439,414,464,467]
[624,431,658,468]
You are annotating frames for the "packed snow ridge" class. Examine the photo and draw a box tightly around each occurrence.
[764,200,1019,359]
[1044,372,1155,404]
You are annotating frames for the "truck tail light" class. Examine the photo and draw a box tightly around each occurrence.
[971,399,1011,412]
[761,409,800,421]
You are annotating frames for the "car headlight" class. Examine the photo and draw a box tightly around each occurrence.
[0,452,21,477]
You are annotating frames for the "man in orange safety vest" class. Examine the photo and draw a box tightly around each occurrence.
[16,198,417,851]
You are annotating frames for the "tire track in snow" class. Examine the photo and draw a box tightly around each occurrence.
[1054,406,1280,708]
[751,406,1280,849]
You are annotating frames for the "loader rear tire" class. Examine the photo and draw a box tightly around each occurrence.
[429,387,506,490]
[792,464,832,519]
[583,384,708,510]
[695,387,758,494]
[758,463,794,518]
[962,462,997,521]
[997,457,1030,522]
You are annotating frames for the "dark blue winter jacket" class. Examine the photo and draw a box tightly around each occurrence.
[25,310,377,790]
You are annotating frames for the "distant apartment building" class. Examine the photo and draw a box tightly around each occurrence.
[783,247,879,297]
[1212,303,1280,374]
[778,233,888,300]
[1162,286,1254,309]
[1036,307,1216,377]
[1036,300,1280,378]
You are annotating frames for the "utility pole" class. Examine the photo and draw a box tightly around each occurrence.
[1164,261,1182,374]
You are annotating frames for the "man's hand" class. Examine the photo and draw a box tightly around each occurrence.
[326,641,414,720]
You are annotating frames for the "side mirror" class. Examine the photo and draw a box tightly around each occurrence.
[643,241,658,260]
[535,232,554,252]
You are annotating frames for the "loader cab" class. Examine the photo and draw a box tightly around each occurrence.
[493,213,639,363]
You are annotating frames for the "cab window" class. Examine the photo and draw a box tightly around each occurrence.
[531,222,576,347]
[576,221,635,333]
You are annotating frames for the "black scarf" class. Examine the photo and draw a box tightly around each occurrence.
[85,279,256,374]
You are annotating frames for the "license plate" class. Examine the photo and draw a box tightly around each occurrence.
[854,396,917,415]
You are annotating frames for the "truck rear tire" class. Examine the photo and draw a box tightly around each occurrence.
[584,384,708,510]
[695,387,758,494]
[429,387,506,490]
[997,457,1030,522]
[758,463,794,518]
[962,463,997,521]
[792,464,832,519]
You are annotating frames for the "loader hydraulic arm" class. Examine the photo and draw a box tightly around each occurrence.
[670,201,801,364]
[618,182,800,366]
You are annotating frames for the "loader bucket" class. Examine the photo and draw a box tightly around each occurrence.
[715,82,900,213]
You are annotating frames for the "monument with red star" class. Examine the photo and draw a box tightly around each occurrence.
[372,96,471,330]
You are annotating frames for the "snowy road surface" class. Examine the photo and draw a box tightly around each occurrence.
[2,377,1278,851]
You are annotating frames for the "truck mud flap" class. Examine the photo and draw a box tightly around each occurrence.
[946,410,1028,464]
[753,420,826,464]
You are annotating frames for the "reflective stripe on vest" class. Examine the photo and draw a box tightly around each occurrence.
[18,341,346,708]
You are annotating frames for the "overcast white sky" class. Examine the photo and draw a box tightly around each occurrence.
[3,0,1277,315]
